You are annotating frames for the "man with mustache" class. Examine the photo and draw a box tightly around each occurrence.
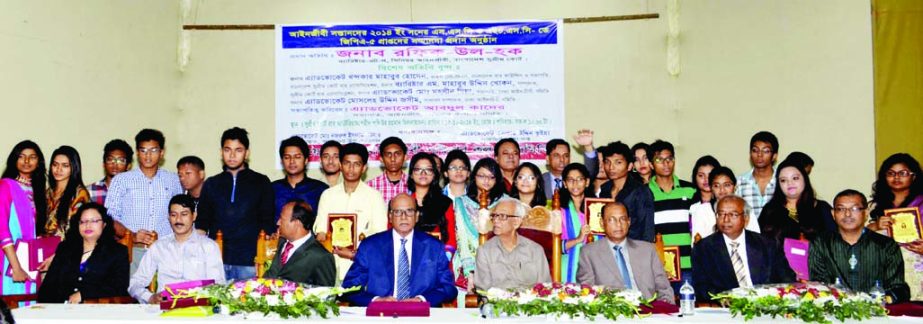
[809,189,910,304]
[692,195,793,302]
[128,194,225,304]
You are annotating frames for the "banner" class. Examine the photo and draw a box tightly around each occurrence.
[276,21,565,165]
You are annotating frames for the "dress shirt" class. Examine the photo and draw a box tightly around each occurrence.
[128,232,226,303]
[88,178,108,205]
[723,233,752,287]
[474,235,551,291]
[367,173,407,204]
[391,229,414,298]
[313,181,388,281]
[736,169,776,220]
[105,168,183,236]
[283,233,313,264]
[271,177,328,220]
[607,239,636,289]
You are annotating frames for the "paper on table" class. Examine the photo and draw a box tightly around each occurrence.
[783,238,810,281]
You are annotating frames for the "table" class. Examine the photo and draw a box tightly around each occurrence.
[11,304,916,323]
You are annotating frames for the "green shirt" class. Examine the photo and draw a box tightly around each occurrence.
[809,230,910,303]
[649,175,697,269]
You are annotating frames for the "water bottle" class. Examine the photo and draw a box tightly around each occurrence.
[833,277,847,292]
[870,280,886,306]
[679,279,695,316]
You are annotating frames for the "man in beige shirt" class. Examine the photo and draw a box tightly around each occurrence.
[474,198,550,291]
[314,143,388,283]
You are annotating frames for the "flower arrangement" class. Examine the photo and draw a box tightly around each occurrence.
[481,282,654,320]
[711,283,887,324]
[193,278,359,319]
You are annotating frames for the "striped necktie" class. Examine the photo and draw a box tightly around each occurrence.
[730,241,749,287]
[397,238,411,299]
[614,245,632,289]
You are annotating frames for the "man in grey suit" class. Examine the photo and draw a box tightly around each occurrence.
[542,139,570,200]
[577,202,674,304]
[263,200,336,286]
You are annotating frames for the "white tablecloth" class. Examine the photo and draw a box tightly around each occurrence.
[11,304,915,323]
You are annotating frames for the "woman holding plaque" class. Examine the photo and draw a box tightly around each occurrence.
[452,158,507,289]
[758,159,835,248]
[38,203,129,303]
[509,162,547,208]
[441,150,470,201]
[44,146,90,237]
[408,153,456,248]
[868,153,923,300]
[559,163,595,283]
[0,141,47,302]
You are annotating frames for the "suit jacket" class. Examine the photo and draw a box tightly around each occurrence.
[692,230,795,301]
[38,240,130,303]
[262,235,335,286]
[342,230,457,306]
[577,238,674,304]
[542,171,559,200]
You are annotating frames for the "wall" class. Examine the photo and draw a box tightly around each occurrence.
[2,0,876,199]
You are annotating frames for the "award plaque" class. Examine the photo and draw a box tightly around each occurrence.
[661,246,682,282]
[583,198,615,235]
[885,207,922,244]
[327,213,358,250]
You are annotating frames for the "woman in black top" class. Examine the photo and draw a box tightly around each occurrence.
[408,153,454,246]
[758,159,835,247]
[38,203,128,303]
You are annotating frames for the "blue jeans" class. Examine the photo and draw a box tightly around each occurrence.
[224,265,256,281]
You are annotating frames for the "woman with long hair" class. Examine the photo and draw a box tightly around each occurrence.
[559,163,596,283]
[758,159,835,247]
[45,146,90,237]
[631,142,653,184]
[452,158,507,289]
[509,162,547,208]
[38,203,129,303]
[688,156,721,243]
[408,153,456,249]
[441,149,470,200]
[0,140,46,301]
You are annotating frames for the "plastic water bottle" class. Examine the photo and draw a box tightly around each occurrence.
[679,279,695,316]
[833,277,847,292]
[870,280,886,306]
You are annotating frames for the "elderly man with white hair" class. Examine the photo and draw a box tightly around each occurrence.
[473,197,551,291]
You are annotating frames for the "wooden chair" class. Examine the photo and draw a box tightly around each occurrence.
[0,294,37,309]
[254,230,279,278]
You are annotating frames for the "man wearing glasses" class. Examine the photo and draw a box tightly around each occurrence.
[106,129,183,274]
[474,198,550,290]
[647,140,697,294]
[342,194,456,306]
[809,189,910,304]
[736,131,779,219]
[692,195,793,302]
[88,139,133,205]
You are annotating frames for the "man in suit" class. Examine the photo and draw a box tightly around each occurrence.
[577,202,674,304]
[263,199,335,286]
[542,139,570,199]
[342,193,457,306]
[692,195,794,301]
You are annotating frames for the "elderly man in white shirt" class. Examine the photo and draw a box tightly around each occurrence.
[129,194,225,304]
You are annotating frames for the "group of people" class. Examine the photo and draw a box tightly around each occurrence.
[0,127,920,307]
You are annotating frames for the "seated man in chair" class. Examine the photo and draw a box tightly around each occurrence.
[263,199,335,286]
[342,194,456,306]
[474,198,551,291]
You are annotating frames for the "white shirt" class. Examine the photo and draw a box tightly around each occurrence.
[128,232,226,303]
[281,233,313,263]
[606,239,636,290]
[391,229,414,298]
[690,201,760,246]
[723,233,753,287]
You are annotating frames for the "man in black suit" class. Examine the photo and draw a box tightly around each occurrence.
[263,199,335,286]
[692,195,794,301]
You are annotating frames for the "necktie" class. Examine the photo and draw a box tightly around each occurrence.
[730,241,749,287]
[554,178,563,190]
[280,242,294,266]
[614,245,632,289]
[397,238,411,299]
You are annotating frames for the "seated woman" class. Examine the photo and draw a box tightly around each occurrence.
[38,203,129,303]
[758,159,835,248]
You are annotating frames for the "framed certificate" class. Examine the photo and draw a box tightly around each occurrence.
[661,246,682,282]
[583,198,615,236]
[327,213,359,250]
[885,207,922,244]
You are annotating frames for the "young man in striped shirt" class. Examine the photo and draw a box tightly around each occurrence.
[647,140,697,293]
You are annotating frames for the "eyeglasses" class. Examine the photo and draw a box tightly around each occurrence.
[717,212,743,219]
[138,147,162,155]
[833,206,866,215]
[490,213,520,221]
[750,148,773,155]
[565,177,586,184]
[389,209,417,218]
[79,218,104,226]
[447,165,468,172]
[516,175,536,183]
[652,157,675,164]
[476,174,496,181]
[105,157,128,165]
[412,167,434,175]
[886,170,914,178]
